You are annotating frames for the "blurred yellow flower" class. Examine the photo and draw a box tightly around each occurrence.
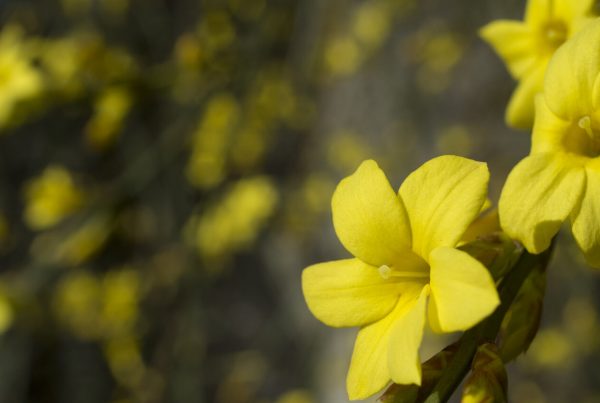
[186,176,278,263]
[24,166,85,230]
[480,0,595,129]
[0,25,43,128]
[186,94,240,189]
[39,32,137,95]
[38,36,84,96]
[302,156,499,400]
[435,125,473,156]
[352,2,392,49]
[527,328,573,368]
[499,20,600,267]
[275,389,314,403]
[103,336,145,388]
[53,268,141,341]
[86,86,133,150]
[325,36,362,77]
[101,269,140,337]
[53,271,102,340]
[327,132,374,173]
[415,31,464,94]
[55,213,112,266]
[30,213,112,266]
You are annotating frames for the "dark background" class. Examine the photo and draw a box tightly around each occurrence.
[0,0,595,402]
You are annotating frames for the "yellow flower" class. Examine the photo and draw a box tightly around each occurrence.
[480,0,595,129]
[499,19,600,267]
[302,156,500,400]
[0,25,43,128]
[24,166,85,230]
[85,85,132,150]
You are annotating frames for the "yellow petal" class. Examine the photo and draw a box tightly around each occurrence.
[571,166,600,267]
[399,155,489,259]
[388,286,429,385]
[506,62,546,129]
[346,285,424,400]
[428,247,499,333]
[499,153,586,253]
[531,94,572,154]
[544,20,600,121]
[525,0,552,27]
[571,16,597,34]
[479,20,537,79]
[301,258,403,328]
[332,160,412,267]
[554,0,595,22]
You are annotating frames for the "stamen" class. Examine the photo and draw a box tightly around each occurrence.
[546,27,565,44]
[579,116,595,138]
[542,19,567,50]
[378,265,392,280]
[378,264,429,280]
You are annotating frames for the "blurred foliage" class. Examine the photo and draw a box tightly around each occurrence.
[0,0,595,402]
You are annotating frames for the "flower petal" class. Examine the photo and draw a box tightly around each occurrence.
[399,155,489,259]
[428,247,499,333]
[346,285,424,400]
[525,0,552,27]
[531,94,572,154]
[302,258,404,328]
[554,0,595,23]
[388,286,429,385]
[479,20,537,79]
[332,160,412,267]
[499,153,586,253]
[571,165,600,267]
[506,62,546,129]
[544,20,600,121]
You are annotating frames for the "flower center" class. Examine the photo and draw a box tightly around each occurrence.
[378,264,430,280]
[542,20,568,51]
[578,116,598,140]
[563,115,600,158]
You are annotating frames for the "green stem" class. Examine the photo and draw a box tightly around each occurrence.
[422,247,551,403]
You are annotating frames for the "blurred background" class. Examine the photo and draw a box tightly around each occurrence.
[0,0,597,402]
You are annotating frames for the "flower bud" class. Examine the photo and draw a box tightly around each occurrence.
[461,343,508,403]
[497,266,546,362]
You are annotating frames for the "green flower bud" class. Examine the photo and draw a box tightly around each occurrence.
[462,343,508,403]
[497,266,546,362]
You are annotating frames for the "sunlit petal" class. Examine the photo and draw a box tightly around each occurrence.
[524,0,552,27]
[399,155,489,259]
[388,286,429,385]
[544,21,600,120]
[554,0,595,23]
[428,247,499,333]
[531,95,572,154]
[332,160,412,267]
[479,20,537,79]
[571,165,600,268]
[302,258,406,328]
[499,153,586,253]
[506,63,546,129]
[346,284,424,400]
